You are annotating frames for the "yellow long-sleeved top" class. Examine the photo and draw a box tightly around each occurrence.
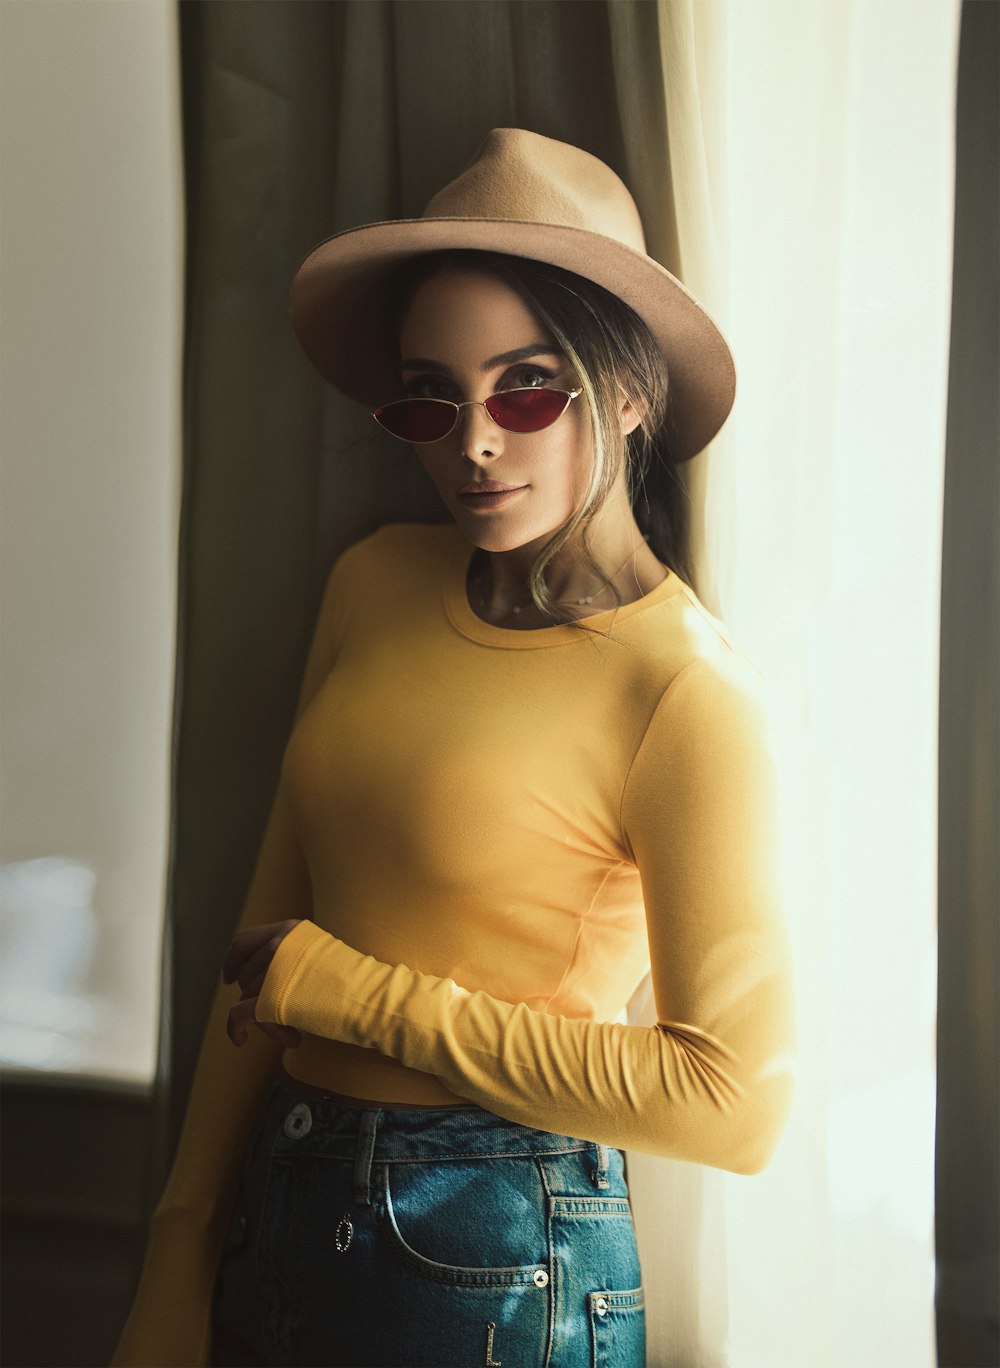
[113,521,794,1367]
[255,518,794,1165]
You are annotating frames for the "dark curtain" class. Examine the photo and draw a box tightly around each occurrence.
[161,0,667,1177]
[935,3,1000,1365]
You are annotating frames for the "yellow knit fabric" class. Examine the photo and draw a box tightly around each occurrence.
[113,522,794,1366]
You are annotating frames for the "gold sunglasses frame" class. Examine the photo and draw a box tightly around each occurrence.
[373,387,583,444]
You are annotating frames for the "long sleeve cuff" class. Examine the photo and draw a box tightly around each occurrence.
[256,920,793,1175]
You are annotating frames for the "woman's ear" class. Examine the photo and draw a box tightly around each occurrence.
[619,391,646,437]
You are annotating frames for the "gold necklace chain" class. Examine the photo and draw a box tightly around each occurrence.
[469,547,640,619]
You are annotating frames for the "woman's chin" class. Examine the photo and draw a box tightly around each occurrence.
[449,507,566,557]
[461,526,550,556]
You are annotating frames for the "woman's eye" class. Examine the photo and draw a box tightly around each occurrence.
[505,365,555,390]
[405,376,457,401]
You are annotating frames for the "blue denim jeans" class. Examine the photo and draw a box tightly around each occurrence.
[212,1082,645,1367]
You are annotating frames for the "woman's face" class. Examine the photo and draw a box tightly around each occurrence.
[397,268,593,556]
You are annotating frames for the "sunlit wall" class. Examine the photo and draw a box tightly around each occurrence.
[0,0,182,1081]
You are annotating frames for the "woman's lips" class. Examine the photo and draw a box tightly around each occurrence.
[457,483,527,511]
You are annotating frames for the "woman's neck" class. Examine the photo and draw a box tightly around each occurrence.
[470,502,667,627]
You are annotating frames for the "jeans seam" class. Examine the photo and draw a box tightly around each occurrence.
[352,1109,380,1206]
[384,1143,589,1161]
[276,1143,591,1164]
[550,1196,634,1217]
[536,1155,556,1368]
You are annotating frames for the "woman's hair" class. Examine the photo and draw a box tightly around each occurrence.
[387,250,693,619]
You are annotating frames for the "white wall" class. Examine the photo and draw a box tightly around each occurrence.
[0,0,182,1082]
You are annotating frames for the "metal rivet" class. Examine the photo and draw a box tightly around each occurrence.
[283,1102,312,1139]
[595,1295,609,1317]
[532,1268,549,1287]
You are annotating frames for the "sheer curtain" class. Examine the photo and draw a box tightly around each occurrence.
[615,2,960,1364]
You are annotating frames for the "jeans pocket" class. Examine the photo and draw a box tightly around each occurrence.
[381,1156,549,1285]
[588,1288,646,1368]
[549,1195,644,1367]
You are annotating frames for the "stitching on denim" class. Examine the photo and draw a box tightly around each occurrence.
[281,1138,590,1157]
[381,1164,547,1287]
[551,1196,633,1217]
[588,1286,646,1364]
[591,1142,610,1189]
[589,1286,645,1309]
[534,1154,556,1368]
[352,1109,380,1205]
[384,1142,589,1162]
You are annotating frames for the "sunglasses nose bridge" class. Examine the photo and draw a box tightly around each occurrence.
[455,397,505,455]
[454,397,499,422]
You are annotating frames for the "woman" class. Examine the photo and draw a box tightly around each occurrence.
[114,129,795,1368]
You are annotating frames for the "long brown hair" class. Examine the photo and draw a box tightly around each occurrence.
[388,250,693,618]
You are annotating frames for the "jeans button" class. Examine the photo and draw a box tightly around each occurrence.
[533,1269,549,1287]
[595,1295,610,1317]
[283,1102,312,1139]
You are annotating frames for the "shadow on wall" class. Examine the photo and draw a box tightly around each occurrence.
[0,1075,151,1368]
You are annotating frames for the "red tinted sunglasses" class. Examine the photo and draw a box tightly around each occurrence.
[373,386,583,444]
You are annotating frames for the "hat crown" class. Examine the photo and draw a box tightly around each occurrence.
[291,127,735,460]
[423,128,647,254]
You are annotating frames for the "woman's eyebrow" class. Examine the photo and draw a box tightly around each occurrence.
[481,344,564,371]
[399,344,564,374]
[400,357,452,374]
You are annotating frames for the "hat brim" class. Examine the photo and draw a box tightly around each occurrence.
[290,217,735,462]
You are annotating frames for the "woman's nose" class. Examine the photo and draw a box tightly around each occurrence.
[459,400,504,463]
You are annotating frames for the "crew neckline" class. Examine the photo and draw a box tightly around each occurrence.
[442,532,686,649]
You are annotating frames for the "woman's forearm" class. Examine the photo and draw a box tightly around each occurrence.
[255,918,794,1175]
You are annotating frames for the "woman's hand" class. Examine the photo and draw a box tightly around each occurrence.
[221,919,304,1049]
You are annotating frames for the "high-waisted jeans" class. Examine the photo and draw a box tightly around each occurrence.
[211,1081,645,1367]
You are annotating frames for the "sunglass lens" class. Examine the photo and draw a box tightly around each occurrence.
[487,389,568,432]
[374,400,454,442]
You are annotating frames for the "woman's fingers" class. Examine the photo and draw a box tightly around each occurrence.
[235,940,282,993]
[221,919,302,986]
[226,996,259,1046]
[220,922,278,984]
[225,995,302,1049]
[220,924,269,984]
[239,974,267,1001]
[222,920,304,1048]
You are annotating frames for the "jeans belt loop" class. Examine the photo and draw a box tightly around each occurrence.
[592,1143,610,1190]
[353,1109,381,1206]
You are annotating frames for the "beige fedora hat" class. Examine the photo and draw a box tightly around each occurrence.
[291,128,735,462]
